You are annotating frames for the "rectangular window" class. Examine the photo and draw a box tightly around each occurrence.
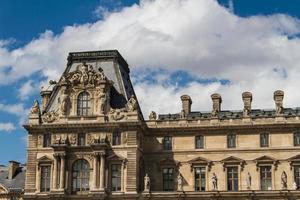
[294,165,300,189]
[111,164,121,191]
[43,133,51,147]
[78,133,86,146]
[227,167,238,191]
[227,134,236,148]
[294,132,300,146]
[260,166,272,190]
[112,131,121,145]
[163,136,172,150]
[260,133,269,147]
[195,167,206,191]
[40,166,51,192]
[163,168,174,191]
[195,135,204,149]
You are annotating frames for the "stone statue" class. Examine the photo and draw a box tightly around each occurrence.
[293,181,298,190]
[69,134,77,145]
[144,173,150,192]
[149,111,157,120]
[246,172,251,190]
[60,88,70,115]
[211,105,219,117]
[281,171,287,190]
[30,100,40,115]
[98,90,107,114]
[127,95,137,112]
[177,174,183,191]
[274,90,284,115]
[42,111,59,123]
[180,110,186,119]
[211,173,218,190]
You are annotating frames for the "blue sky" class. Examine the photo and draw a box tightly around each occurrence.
[1,0,300,164]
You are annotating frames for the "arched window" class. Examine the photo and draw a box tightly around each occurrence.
[72,159,90,193]
[77,92,91,116]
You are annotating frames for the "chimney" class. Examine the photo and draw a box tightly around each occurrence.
[180,95,192,115]
[8,161,20,180]
[211,93,222,118]
[242,92,252,117]
[274,90,284,115]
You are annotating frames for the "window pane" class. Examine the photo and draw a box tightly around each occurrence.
[294,166,300,189]
[163,136,172,150]
[195,167,206,191]
[163,167,174,191]
[260,166,272,190]
[72,160,90,193]
[227,134,236,148]
[111,164,121,191]
[227,167,238,191]
[41,166,51,192]
[260,133,269,147]
[77,92,91,116]
[195,135,204,149]
[43,133,51,147]
[294,132,300,146]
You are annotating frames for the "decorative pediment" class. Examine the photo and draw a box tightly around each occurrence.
[107,154,127,162]
[37,156,53,165]
[188,156,212,171]
[221,156,246,171]
[287,154,300,169]
[157,157,180,172]
[254,155,278,170]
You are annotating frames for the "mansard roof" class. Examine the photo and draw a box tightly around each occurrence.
[158,108,300,121]
[0,166,25,193]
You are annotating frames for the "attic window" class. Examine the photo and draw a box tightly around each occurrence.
[77,92,91,116]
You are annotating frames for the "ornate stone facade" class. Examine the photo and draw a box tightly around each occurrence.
[23,50,300,200]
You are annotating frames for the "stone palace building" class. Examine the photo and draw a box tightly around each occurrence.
[23,50,300,200]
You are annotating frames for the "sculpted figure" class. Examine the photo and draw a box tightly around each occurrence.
[246,172,251,190]
[293,181,298,190]
[110,109,126,121]
[127,95,137,112]
[30,100,40,114]
[276,102,283,115]
[60,88,70,115]
[177,174,183,191]
[281,171,287,189]
[98,90,107,114]
[180,110,186,119]
[42,111,59,123]
[212,173,218,190]
[144,173,150,192]
[211,104,219,117]
[69,134,77,145]
[149,111,157,120]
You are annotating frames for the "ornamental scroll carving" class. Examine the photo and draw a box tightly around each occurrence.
[42,110,59,123]
[65,63,107,87]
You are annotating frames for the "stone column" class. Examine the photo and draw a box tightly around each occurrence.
[37,165,41,192]
[92,153,98,189]
[59,155,65,190]
[99,153,105,190]
[53,155,58,190]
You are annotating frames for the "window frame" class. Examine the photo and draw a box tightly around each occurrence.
[40,165,51,192]
[294,165,300,189]
[162,167,174,191]
[163,136,172,150]
[195,135,204,149]
[227,134,236,148]
[194,166,206,191]
[227,166,239,191]
[77,133,86,146]
[112,130,121,146]
[260,165,272,190]
[77,91,91,116]
[72,159,90,193]
[111,164,122,192]
[294,132,300,146]
[260,133,269,147]
[43,133,51,148]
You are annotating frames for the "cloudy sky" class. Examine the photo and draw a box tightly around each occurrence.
[1,0,300,164]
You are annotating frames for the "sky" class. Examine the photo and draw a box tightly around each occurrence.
[1,0,300,164]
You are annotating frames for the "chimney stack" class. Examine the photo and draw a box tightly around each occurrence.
[242,92,252,118]
[211,93,222,118]
[180,95,192,116]
[274,90,284,115]
[8,161,20,180]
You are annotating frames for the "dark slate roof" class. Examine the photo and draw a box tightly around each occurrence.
[0,167,25,193]
[158,108,300,120]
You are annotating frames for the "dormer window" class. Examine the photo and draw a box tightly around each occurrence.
[77,92,91,116]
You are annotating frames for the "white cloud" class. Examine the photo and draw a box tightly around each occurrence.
[18,80,38,100]
[0,103,29,125]
[1,0,300,115]
[0,122,16,132]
